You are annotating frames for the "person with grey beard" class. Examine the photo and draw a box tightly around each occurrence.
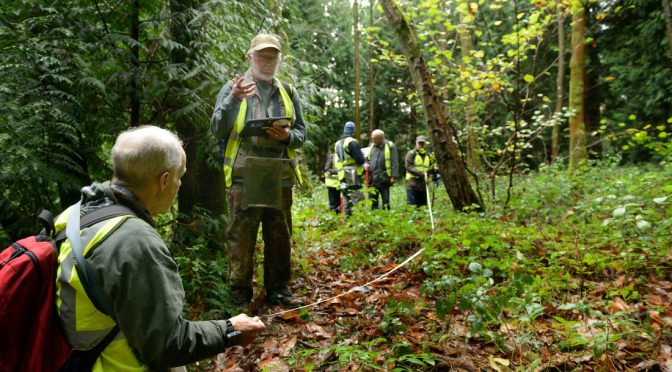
[210,33,306,307]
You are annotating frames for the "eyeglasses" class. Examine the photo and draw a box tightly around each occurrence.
[253,53,280,63]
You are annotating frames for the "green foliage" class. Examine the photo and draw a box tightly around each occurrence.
[161,207,234,319]
[326,338,387,370]
[290,161,671,367]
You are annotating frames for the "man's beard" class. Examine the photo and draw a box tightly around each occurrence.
[251,63,279,82]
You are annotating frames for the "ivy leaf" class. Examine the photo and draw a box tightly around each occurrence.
[653,196,668,204]
[468,262,482,273]
[523,74,534,83]
[612,206,626,217]
[636,220,651,230]
[558,303,576,310]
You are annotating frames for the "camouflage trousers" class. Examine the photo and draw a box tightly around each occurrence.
[226,184,293,294]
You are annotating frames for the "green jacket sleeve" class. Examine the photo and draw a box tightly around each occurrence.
[89,218,229,369]
[210,81,240,140]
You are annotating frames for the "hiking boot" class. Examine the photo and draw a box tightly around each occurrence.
[267,287,300,306]
[231,287,252,307]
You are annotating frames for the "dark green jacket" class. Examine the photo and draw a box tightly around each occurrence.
[77,182,229,370]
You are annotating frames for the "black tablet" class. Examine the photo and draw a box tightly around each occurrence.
[240,116,291,138]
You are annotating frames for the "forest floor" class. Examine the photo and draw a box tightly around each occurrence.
[199,164,672,371]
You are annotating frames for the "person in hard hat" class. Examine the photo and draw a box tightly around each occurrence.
[210,33,306,307]
[405,135,436,207]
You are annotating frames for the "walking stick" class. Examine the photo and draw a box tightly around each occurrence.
[425,174,435,232]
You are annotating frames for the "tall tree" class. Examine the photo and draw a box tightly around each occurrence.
[568,0,587,172]
[664,0,672,62]
[169,0,226,221]
[353,0,362,140]
[457,10,481,171]
[368,0,377,135]
[130,0,140,127]
[379,0,482,211]
[552,5,566,163]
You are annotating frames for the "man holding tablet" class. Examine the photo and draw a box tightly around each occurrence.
[210,33,306,307]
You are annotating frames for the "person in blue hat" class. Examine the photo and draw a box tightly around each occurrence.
[333,121,366,216]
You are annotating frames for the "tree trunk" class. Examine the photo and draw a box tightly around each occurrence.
[552,5,565,163]
[458,18,480,171]
[130,0,140,127]
[368,0,376,135]
[170,0,226,220]
[353,0,362,141]
[568,0,587,172]
[409,101,417,148]
[663,0,672,63]
[379,0,482,211]
[584,3,601,158]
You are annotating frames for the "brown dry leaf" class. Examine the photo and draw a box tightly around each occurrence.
[262,337,280,354]
[614,275,627,288]
[278,311,300,321]
[608,297,629,314]
[280,335,297,357]
[650,311,664,329]
[215,348,245,372]
[344,307,359,315]
[648,294,671,307]
[652,279,672,289]
[257,356,289,371]
[301,323,332,340]
[380,263,399,273]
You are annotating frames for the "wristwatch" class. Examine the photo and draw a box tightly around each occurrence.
[225,319,242,347]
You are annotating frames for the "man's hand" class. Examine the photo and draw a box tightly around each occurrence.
[266,125,290,141]
[231,75,256,101]
[229,314,266,346]
[363,163,370,171]
[390,176,396,185]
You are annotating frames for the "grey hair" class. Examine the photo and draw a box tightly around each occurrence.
[112,125,184,188]
[372,129,385,138]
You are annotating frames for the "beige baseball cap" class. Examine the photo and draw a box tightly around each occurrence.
[249,34,281,53]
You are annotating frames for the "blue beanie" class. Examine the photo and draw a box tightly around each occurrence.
[343,121,356,135]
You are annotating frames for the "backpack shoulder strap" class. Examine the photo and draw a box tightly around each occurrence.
[281,80,293,97]
[59,203,136,316]
[59,203,134,371]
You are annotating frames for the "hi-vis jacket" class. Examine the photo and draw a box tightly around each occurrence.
[56,182,230,370]
[366,140,399,187]
[405,148,434,181]
[210,75,307,187]
[334,137,365,182]
[323,153,340,188]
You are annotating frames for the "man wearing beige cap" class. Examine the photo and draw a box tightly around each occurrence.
[405,135,436,206]
[210,33,306,307]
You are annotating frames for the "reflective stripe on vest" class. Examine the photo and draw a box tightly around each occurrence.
[221,79,301,187]
[334,137,363,180]
[55,206,145,371]
[366,141,392,177]
[406,150,431,180]
[324,171,340,188]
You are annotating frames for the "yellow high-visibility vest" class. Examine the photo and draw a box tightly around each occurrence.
[367,141,392,177]
[55,205,145,371]
[222,79,302,187]
[406,150,432,180]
